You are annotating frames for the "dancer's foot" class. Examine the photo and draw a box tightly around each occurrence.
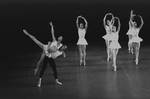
[63,52,66,57]
[37,78,41,87]
[80,60,83,66]
[131,49,133,54]
[83,60,86,66]
[135,59,138,65]
[114,65,117,71]
[55,79,62,85]
[128,49,130,53]
[107,56,110,61]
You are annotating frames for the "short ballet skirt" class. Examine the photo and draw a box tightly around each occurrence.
[77,38,88,45]
[102,33,113,41]
[129,37,143,43]
[109,41,121,49]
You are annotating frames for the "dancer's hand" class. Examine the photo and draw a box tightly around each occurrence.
[23,29,29,35]
[49,22,53,26]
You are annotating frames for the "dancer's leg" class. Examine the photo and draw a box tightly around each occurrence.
[37,56,48,87]
[48,58,62,85]
[78,45,83,65]
[105,40,111,61]
[135,43,140,65]
[83,45,87,65]
[128,35,133,54]
[34,51,45,75]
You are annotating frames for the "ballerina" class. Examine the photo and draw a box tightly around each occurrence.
[102,13,114,61]
[76,16,88,66]
[109,17,121,71]
[23,22,67,87]
[126,10,136,54]
[129,15,144,65]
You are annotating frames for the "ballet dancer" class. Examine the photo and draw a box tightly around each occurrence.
[34,22,66,75]
[126,10,136,54]
[102,13,114,61]
[76,16,88,66]
[23,22,67,87]
[109,17,121,71]
[129,15,144,65]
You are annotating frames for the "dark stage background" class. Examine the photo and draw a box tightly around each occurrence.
[1,0,150,65]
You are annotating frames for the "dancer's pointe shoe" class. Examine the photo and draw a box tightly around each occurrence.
[37,80,41,87]
[63,53,66,57]
[107,56,110,61]
[131,49,133,54]
[80,60,83,66]
[128,49,130,53]
[34,68,38,75]
[83,60,86,66]
[135,59,138,65]
[55,79,62,85]
[114,65,117,71]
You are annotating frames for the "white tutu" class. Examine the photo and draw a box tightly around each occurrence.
[77,38,88,45]
[109,41,121,49]
[102,33,113,41]
[129,36,143,43]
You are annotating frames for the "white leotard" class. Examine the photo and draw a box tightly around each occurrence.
[77,28,88,45]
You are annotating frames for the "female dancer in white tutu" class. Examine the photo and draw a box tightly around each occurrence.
[34,22,66,75]
[23,22,67,87]
[109,17,121,71]
[129,15,144,65]
[126,10,136,54]
[76,16,88,66]
[102,13,114,61]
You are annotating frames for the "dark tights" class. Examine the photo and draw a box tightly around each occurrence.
[39,56,57,79]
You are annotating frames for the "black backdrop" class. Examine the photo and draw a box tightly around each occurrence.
[1,0,150,62]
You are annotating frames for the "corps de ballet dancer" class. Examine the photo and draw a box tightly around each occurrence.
[126,10,136,54]
[102,13,114,61]
[109,17,121,71]
[76,15,88,66]
[128,13,144,65]
[23,22,67,87]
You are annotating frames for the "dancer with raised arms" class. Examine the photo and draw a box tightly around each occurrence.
[76,16,88,66]
[102,13,114,61]
[109,17,121,71]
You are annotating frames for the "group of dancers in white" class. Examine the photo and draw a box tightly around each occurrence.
[23,10,143,87]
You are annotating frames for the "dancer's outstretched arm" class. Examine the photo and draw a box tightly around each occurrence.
[23,29,44,49]
[138,15,144,30]
[76,16,81,29]
[49,22,56,42]
[82,16,88,30]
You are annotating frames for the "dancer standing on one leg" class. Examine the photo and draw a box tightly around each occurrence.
[102,13,114,61]
[126,10,136,54]
[109,17,121,71]
[76,16,88,66]
[129,15,144,65]
[23,22,67,87]
[34,22,66,75]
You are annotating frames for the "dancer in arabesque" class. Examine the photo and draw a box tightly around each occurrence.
[23,22,67,87]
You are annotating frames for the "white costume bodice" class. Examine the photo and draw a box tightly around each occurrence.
[78,29,86,39]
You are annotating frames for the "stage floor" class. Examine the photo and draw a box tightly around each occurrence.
[1,44,150,99]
